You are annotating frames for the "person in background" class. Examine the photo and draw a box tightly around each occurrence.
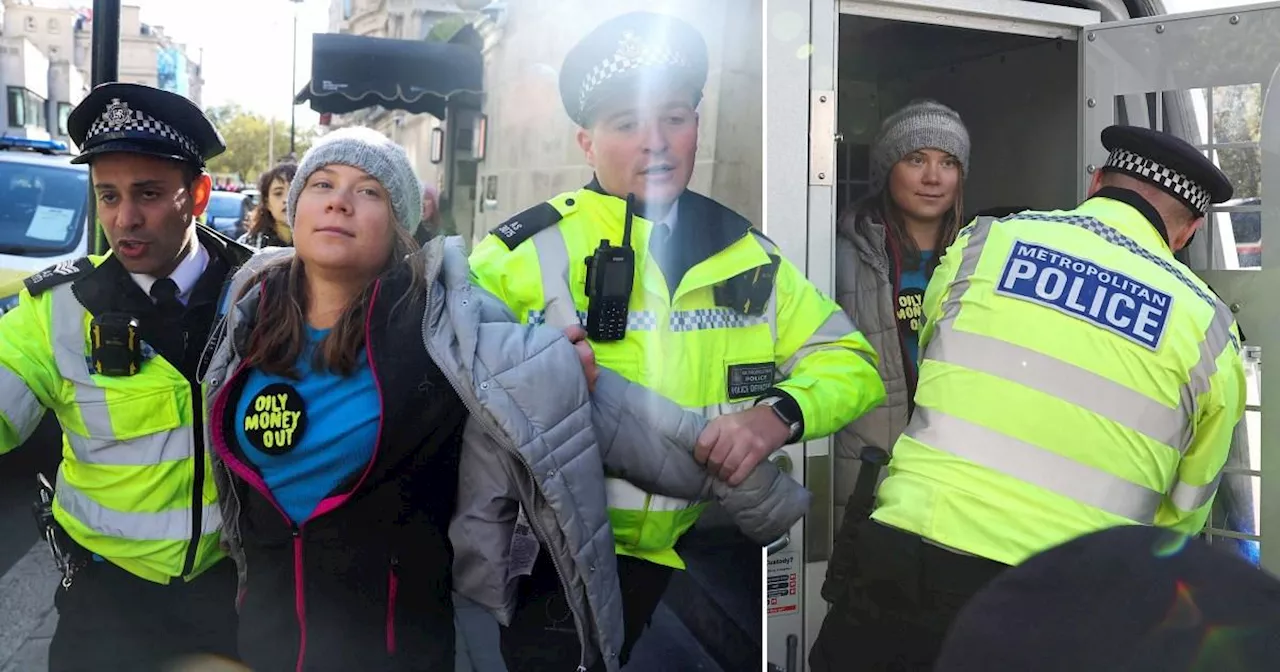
[204,126,809,671]
[810,124,1244,670]
[414,182,443,246]
[827,99,969,537]
[237,162,297,248]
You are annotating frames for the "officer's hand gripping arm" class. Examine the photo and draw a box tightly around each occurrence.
[590,369,811,545]
[0,291,59,452]
[771,256,885,440]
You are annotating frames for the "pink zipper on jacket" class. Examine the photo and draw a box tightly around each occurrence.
[210,279,388,672]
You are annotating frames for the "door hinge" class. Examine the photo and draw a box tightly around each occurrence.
[809,89,836,186]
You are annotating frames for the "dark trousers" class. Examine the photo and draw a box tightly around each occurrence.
[500,553,673,671]
[809,519,1008,672]
[48,557,240,672]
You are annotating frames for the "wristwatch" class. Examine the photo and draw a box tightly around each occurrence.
[756,395,803,445]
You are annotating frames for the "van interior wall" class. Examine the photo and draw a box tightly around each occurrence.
[837,18,1081,219]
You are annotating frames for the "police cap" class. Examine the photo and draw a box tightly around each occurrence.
[1100,124,1233,216]
[67,82,225,167]
[559,12,709,127]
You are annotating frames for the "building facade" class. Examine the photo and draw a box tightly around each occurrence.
[0,0,202,148]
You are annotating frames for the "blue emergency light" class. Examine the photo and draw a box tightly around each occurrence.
[0,135,70,153]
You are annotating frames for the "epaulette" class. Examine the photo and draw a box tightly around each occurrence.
[23,257,95,297]
[489,201,564,250]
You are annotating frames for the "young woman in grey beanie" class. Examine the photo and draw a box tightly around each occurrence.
[810,99,970,672]
[197,127,812,670]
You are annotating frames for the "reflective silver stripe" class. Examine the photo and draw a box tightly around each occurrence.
[779,311,860,376]
[939,217,998,324]
[56,470,222,541]
[1184,301,1238,431]
[905,407,1163,523]
[929,324,1187,449]
[605,477,697,512]
[49,287,114,436]
[531,227,580,329]
[684,400,754,419]
[1169,469,1224,512]
[0,363,43,440]
[66,424,193,465]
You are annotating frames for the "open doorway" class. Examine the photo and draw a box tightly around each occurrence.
[835,15,1082,219]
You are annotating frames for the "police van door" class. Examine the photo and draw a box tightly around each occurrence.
[1080,2,1280,574]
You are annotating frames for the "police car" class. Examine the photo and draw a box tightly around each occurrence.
[0,136,90,316]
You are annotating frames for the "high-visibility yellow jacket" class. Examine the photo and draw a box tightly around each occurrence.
[0,254,230,584]
[874,189,1247,566]
[471,185,885,568]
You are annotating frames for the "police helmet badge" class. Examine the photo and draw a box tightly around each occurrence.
[617,30,644,60]
[104,99,133,130]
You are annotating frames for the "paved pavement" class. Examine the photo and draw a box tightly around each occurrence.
[0,544,58,672]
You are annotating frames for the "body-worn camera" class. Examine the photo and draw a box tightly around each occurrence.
[715,254,781,317]
[90,313,143,376]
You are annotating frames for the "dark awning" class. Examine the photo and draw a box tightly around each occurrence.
[295,32,483,119]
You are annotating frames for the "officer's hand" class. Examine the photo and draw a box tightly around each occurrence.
[694,407,790,486]
[564,326,598,393]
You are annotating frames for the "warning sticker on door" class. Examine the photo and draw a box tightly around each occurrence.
[767,551,798,617]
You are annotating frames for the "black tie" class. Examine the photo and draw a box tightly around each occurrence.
[150,278,184,315]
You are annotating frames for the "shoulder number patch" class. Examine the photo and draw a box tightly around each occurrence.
[23,257,95,297]
[995,240,1173,350]
[490,201,564,250]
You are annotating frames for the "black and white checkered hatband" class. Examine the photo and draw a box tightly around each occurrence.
[1104,148,1213,214]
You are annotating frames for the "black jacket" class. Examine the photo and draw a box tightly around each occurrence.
[210,258,469,671]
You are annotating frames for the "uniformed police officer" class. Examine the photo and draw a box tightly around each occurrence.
[810,125,1246,671]
[468,11,886,671]
[0,83,252,670]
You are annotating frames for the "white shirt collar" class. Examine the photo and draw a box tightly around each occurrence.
[647,198,680,231]
[130,240,209,305]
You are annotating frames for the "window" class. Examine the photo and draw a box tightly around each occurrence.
[6,88,24,128]
[48,18,60,33]
[24,16,37,32]
[57,102,72,136]
[343,0,354,19]
[24,91,47,130]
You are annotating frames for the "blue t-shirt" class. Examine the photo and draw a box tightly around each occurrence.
[896,251,934,367]
[234,325,380,523]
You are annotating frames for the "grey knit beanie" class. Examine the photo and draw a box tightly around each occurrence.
[288,126,422,236]
[869,99,970,194]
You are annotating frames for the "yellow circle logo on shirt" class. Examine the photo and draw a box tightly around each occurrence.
[242,383,307,455]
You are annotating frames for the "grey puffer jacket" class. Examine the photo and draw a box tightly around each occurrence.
[831,209,912,533]
[202,237,810,672]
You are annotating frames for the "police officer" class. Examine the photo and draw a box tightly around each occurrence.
[469,11,886,671]
[0,83,252,670]
[810,125,1246,671]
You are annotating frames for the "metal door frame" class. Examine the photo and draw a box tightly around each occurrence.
[767,1,1104,669]
[1080,1,1280,575]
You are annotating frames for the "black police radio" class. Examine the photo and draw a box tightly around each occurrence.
[583,193,639,341]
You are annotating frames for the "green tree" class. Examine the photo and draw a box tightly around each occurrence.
[1211,84,1262,201]
[205,104,315,183]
